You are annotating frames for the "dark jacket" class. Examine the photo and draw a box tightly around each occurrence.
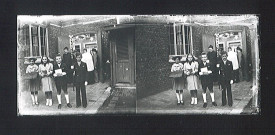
[217,60,233,82]
[53,62,68,84]
[92,53,99,69]
[62,53,72,66]
[198,61,214,83]
[207,51,217,65]
[72,61,88,84]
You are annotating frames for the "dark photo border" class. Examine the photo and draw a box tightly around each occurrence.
[1,0,274,134]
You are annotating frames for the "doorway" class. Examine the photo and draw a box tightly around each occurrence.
[109,27,135,86]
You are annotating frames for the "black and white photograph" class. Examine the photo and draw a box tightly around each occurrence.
[17,15,260,115]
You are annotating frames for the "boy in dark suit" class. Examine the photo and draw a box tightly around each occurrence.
[53,54,72,109]
[199,52,217,108]
[71,52,88,108]
[217,51,234,107]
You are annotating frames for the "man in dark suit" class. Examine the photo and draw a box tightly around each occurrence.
[217,51,234,107]
[71,52,88,108]
[62,47,73,84]
[207,45,218,82]
[53,54,72,109]
[91,48,99,83]
[199,52,217,108]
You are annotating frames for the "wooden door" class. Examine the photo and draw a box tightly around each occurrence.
[111,28,135,84]
[202,34,216,52]
[58,36,70,56]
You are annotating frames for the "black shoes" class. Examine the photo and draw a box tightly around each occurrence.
[83,105,87,108]
[212,102,217,106]
[203,103,207,108]
[58,104,61,109]
[67,103,72,108]
[58,103,72,109]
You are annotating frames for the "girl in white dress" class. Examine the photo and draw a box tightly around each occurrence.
[39,56,54,106]
[184,54,200,105]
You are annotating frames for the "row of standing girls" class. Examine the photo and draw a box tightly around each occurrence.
[26,57,55,106]
[171,54,201,106]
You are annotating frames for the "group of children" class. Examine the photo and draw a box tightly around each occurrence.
[25,50,90,109]
[171,45,234,108]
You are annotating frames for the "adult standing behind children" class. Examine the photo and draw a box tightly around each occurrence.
[227,47,239,83]
[184,54,200,105]
[39,56,54,106]
[62,47,73,84]
[53,54,72,109]
[81,49,94,84]
[91,48,99,83]
[26,57,40,106]
[236,47,244,82]
[207,45,218,82]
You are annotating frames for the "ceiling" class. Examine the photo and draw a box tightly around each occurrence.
[17,15,258,27]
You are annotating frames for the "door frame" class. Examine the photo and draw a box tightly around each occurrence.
[108,27,135,87]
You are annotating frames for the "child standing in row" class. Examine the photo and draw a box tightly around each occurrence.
[39,56,54,106]
[26,58,40,106]
[184,54,199,105]
[53,54,72,109]
[171,56,185,105]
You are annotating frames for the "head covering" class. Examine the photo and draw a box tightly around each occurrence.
[208,45,214,49]
[28,57,37,62]
[172,56,182,61]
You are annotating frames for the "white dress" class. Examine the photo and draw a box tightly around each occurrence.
[39,63,54,92]
[183,61,201,91]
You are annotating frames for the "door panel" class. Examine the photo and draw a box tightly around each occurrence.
[116,29,131,83]
[58,36,70,56]
[202,34,216,52]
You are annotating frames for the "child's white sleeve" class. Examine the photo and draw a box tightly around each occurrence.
[26,66,30,73]
[171,64,175,72]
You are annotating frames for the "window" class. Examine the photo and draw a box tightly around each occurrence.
[20,25,30,57]
[74,44,81,53]
[22,25,48,57]
[40,27,47,56]
[169,24,193,55]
